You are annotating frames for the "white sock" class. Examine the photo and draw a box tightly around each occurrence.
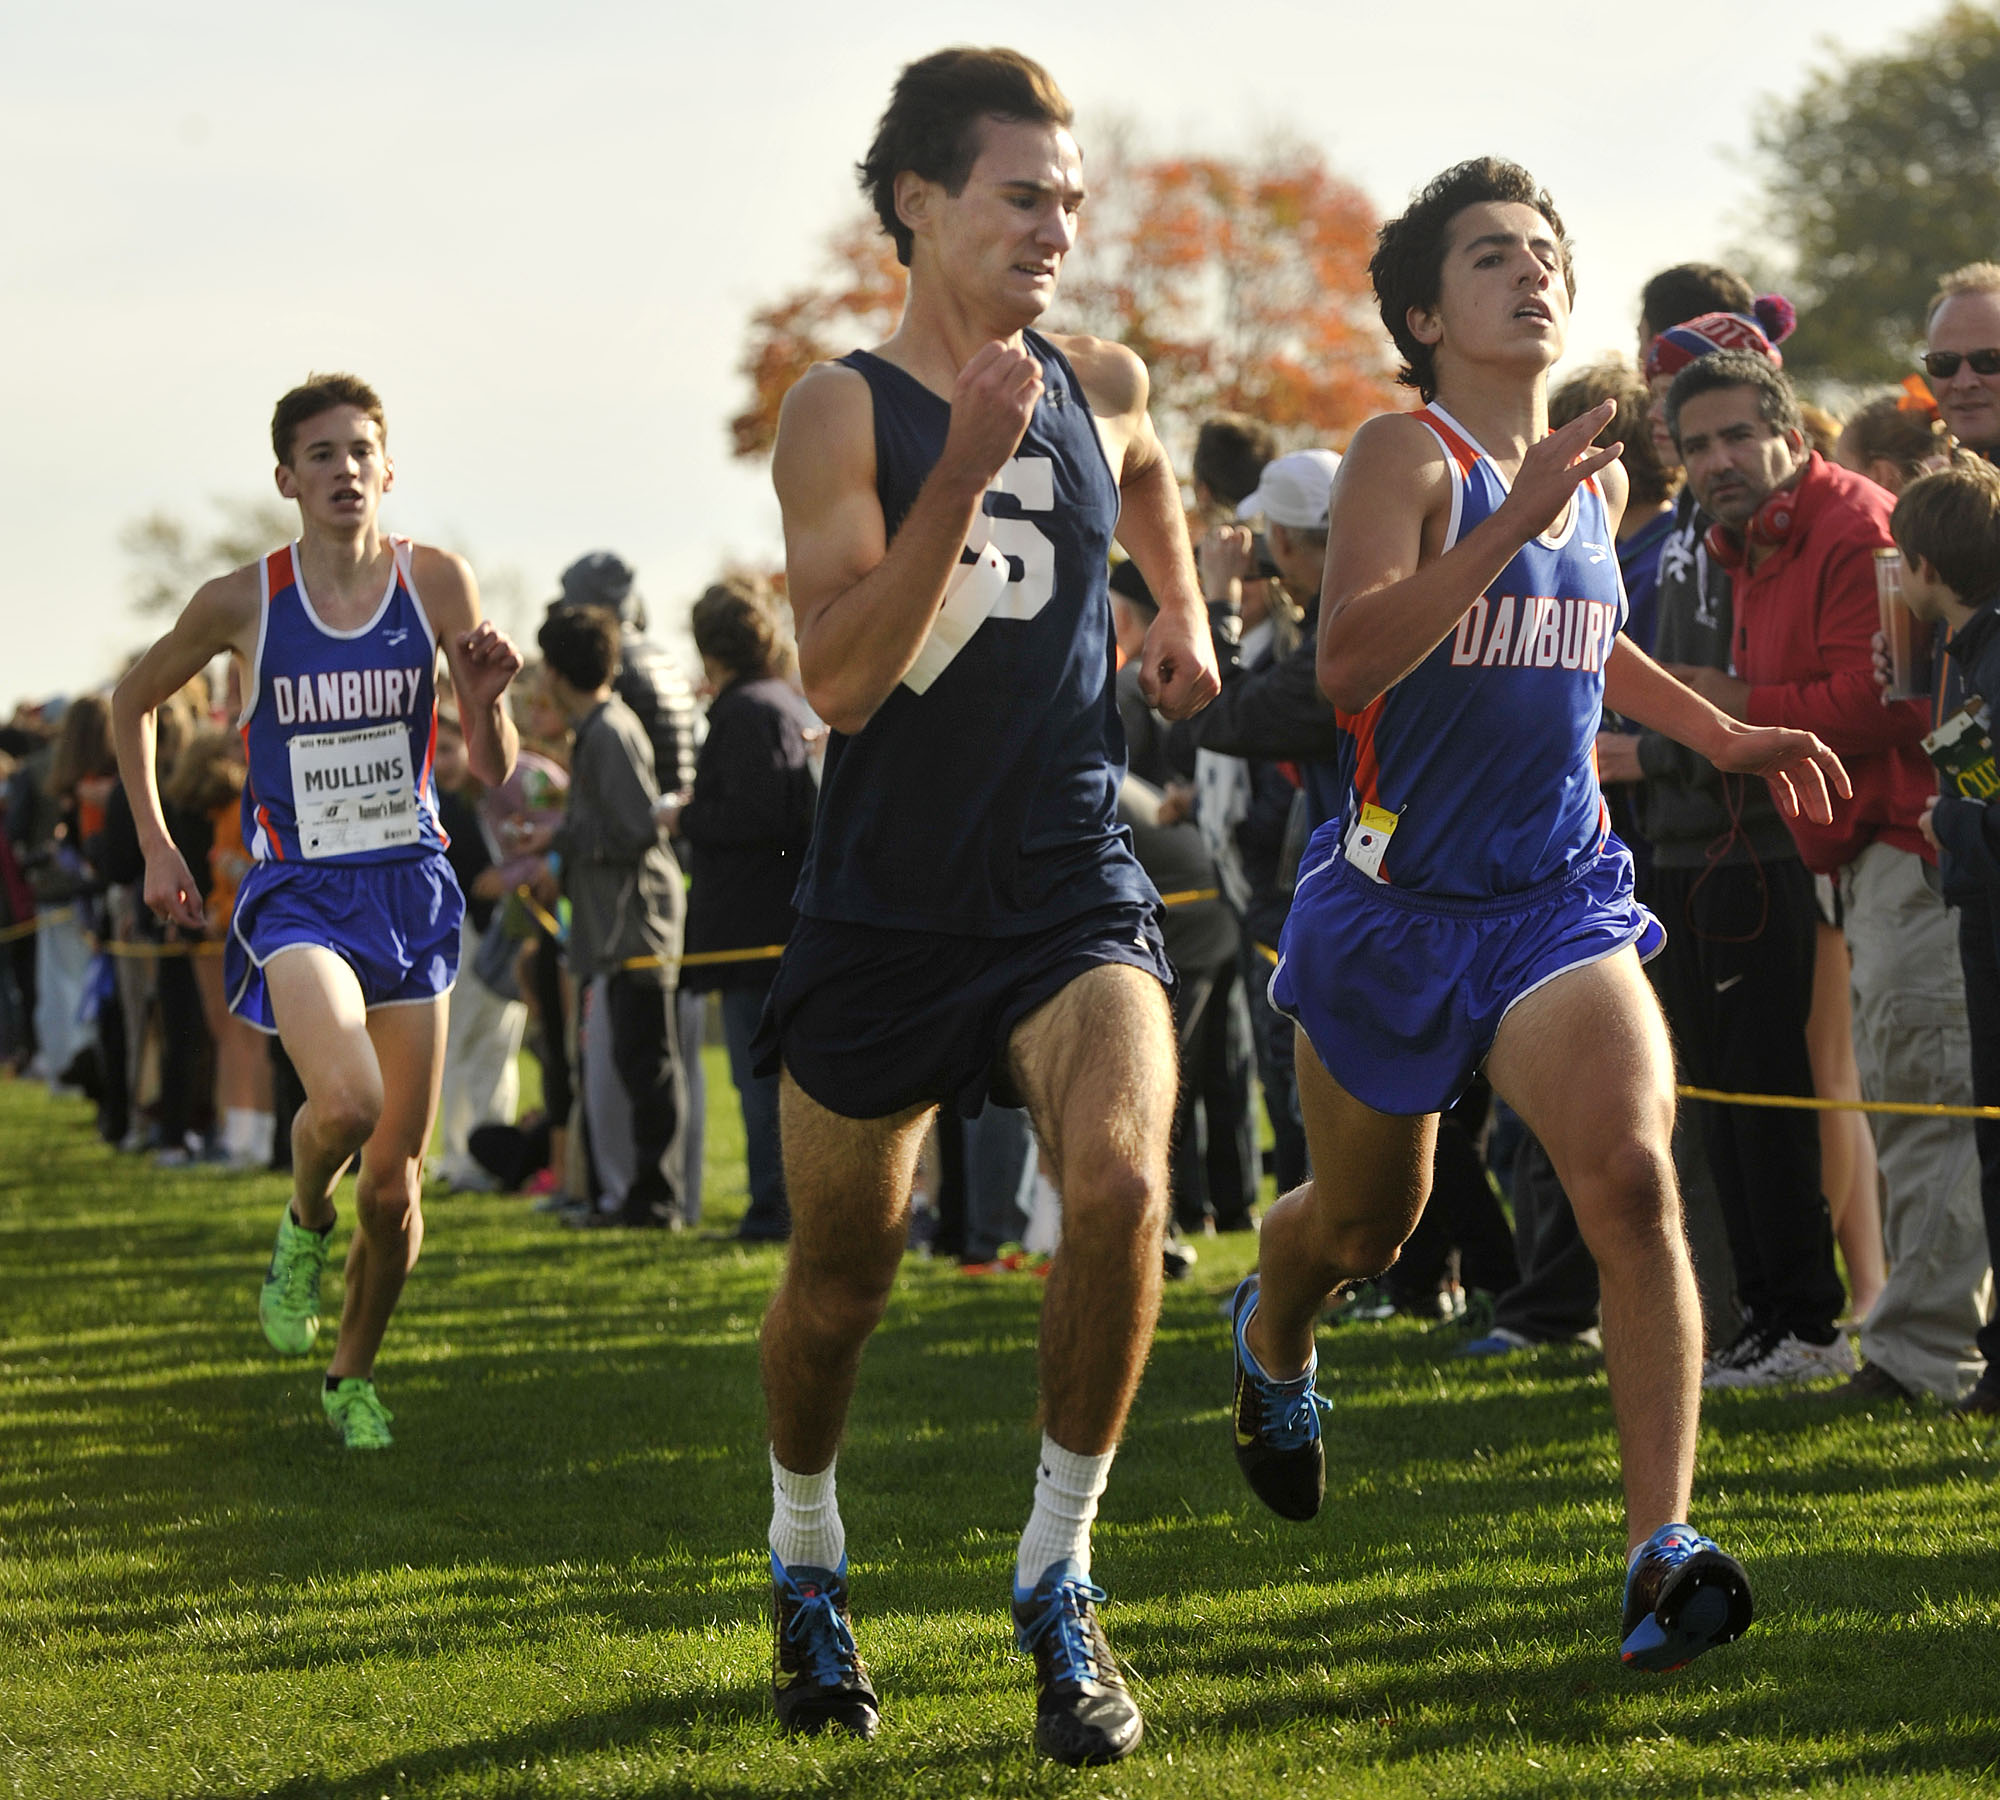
[223,1108,258,1157]
[1015,1434,1114,1595]
[769,1449,846,1573]
[249,1111,275,1165]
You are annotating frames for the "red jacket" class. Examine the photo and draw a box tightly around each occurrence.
[1730,453,1933,873]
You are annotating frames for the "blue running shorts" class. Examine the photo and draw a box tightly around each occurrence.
[225,854,464,1032]
[752,900,1174,1121]
[1270,827,1663,1116]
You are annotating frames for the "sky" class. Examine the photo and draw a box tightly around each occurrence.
[0,0,1925,714]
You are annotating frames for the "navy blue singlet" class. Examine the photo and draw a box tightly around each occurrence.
[792,330,1155,936]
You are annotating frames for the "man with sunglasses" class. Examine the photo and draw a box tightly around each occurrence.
[1925,264,2000,465]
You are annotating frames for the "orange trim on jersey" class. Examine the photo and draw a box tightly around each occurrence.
[265,544,295,595]
[240,723,282,861]
[1415,407,1481,477]
[1339,695,1388,812]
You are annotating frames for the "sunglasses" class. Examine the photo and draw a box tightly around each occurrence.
[1919,348,2000,379]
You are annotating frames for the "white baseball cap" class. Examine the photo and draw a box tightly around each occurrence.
[1235,448,1342,530]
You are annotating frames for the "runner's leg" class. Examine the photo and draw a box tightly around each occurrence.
[326,995,447,1379]
[1007,961,1178,1455]
[759,1075,932,1475]
[267,947,381,1230]
[1486,946,1697,1549]
[1246,1035,1435,1381]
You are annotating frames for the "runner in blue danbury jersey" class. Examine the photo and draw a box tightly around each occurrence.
[113,373,523,1451]
[1228,160,1848,1674]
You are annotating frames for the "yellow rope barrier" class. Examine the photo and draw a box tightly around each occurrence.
[1157,886,1220,907]
[1677,1084,2000,1123]
[0,907,72,944]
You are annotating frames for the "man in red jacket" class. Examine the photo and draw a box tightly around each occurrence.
[1665,348,1991,1403]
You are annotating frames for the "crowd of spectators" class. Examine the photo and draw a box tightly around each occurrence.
[9,255,2000,1402]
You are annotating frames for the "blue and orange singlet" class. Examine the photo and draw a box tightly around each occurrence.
[238,538,448,865]
[1329,404,1628,898]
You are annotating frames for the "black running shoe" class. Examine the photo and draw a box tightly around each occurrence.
[770,1554,879,1739]
[1012,1560,1142,1766]
[1230,1275,1329,1521]
[1619,1524,1754,1672]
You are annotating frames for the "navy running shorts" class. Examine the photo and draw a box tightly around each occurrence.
[752,899,1174,1121]
[225,854,464,1032]
[1271,827,1663,1116]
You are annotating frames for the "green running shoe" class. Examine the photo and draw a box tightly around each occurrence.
[258,1209,330,1355]
[323,1377,394,1450]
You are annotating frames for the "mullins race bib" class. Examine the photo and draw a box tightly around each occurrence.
[287,721,421,859]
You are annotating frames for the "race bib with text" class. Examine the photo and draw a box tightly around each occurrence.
[288,722,421,859]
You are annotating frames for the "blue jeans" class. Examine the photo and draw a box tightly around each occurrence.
[721,981,788,1239]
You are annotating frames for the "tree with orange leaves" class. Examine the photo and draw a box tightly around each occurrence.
[730,142,1401,465]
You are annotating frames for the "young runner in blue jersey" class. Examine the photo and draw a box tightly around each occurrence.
[754,48,1218,1767]
[112,374,523,1450]
[1225,161,1849,1672]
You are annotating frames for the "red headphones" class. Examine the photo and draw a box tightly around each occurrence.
[1705,489,1798,570]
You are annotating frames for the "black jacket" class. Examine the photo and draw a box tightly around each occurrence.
[679,677,817,992]
[1635,489,1800,871]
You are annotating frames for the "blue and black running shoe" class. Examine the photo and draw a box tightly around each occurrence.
[770,1554,879,1739]
[1619,1523,1754,1672]
[1012,1560,1142,1766]
[1230,1275,1330,1521]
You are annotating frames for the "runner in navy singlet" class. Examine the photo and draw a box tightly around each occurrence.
[751,48,1217,1767]
[1225,161,1848,1675]
[113,374,523,1451]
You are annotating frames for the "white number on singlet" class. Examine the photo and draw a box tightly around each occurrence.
[901,454,1060,694]
[978,455,1056,619]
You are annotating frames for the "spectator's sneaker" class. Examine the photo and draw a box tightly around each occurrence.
[1705,1331,1856,1390]
[322,1377,394,1450]
[1230,1276,1329,1521]
[771,1555,878,1740]
[258,1209,330,1355]
[1619,1524,1753,1671]
[1820,1359,1916,1405]
[1458,1326,1537,1359]
[1323,1279,1398,1326]
[1701,1322,1769,1385]
[1950,1377,2000,1419]
[1012,1560,1142,1766]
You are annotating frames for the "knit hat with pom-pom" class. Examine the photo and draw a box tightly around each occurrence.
[1643,296,1797,381]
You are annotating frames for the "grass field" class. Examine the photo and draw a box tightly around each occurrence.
[5,1063,2000,1799]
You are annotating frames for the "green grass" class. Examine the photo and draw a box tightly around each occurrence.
[4,1062,2000,1798]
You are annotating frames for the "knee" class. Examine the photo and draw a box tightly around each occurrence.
[313,1079,382,1153]
[1058,1153,1169,1250]
[781,1246,899,1347]
[1570,1136,1678,1240]
[355,1163,420,1236]
[1313,1210,1411,1281]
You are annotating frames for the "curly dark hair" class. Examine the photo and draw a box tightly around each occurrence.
[857,47,1072,268]
[1370,158,1575,404]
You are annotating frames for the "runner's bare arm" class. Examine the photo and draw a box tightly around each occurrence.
[777,345,1041,735]
[1603,637,1850,824]
[414,547,521,786]
[1053,334,1219,721]
[112,568,261,930]
[1318,400,1621,711]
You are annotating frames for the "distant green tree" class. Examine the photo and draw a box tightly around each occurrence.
[120,497,296,613]
[1754,1,2000,379]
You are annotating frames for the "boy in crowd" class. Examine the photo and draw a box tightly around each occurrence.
[1887,458,2000,1414]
